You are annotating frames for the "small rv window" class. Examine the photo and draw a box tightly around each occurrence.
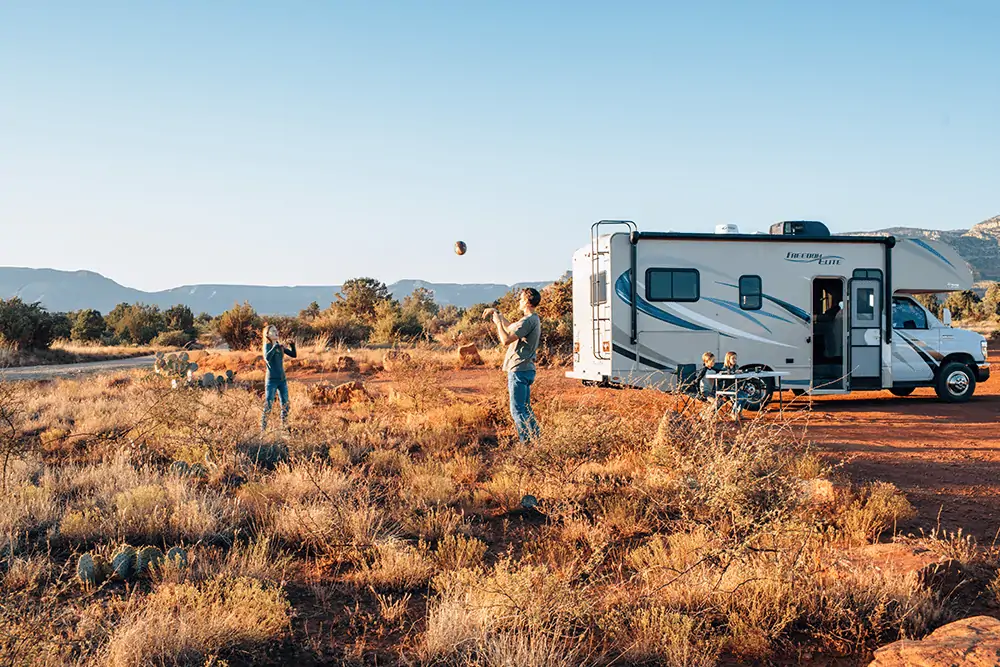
[739,275,762,310]
[646,269,699,302]
[591,271,607,305]
[853,269,883,281]
[857,288,876,321]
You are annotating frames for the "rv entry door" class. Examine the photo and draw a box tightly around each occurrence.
[848,278,883,389]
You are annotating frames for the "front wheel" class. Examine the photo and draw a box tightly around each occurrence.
[889,387,915,397]
[934,362,976,403]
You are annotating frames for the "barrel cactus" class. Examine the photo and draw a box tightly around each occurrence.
[111,546,137,581]
[166,546,189,569]
[137,546,165,575]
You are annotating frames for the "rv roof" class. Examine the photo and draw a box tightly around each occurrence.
[632,231,896,245]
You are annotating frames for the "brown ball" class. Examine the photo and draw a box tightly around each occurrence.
[454,241,467,256]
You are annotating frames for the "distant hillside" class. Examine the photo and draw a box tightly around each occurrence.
[0,268,556,315]
[846,215,1000,282]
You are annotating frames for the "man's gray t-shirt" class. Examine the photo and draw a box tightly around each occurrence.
[502,312,541,373]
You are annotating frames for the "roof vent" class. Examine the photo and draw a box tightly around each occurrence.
[715,223,741,235]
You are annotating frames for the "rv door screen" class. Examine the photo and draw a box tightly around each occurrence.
[848,278,882,387]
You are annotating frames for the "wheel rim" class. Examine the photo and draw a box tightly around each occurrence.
[946,370,970,396]
[743,378,767,404]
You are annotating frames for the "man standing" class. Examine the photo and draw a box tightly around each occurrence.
[484,288,542,442]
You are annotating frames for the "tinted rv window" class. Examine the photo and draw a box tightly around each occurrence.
[591,271,607,305]
[646,269,699,302]
[739,275,762,310]
[853,269,883,281]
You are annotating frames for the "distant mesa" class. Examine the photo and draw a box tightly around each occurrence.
[0,268,556,315]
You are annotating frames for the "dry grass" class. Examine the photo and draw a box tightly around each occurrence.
[0,361,982,665]
[1,341,176,368]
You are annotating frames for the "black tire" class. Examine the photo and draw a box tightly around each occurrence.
[889,387,915,397]
[934,362,976,403]
[737,365,773,412]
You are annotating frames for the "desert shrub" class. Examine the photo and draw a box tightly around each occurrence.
[70,308,106,342]
[311,312,371,346]
[102,576,290,666]
[914,293,942,318]
[105,303,166,345]
[163,304,195,333]
[370,300,425,344]
[151,330,192,347]
[0,297,62,349]
[217,302,262,351]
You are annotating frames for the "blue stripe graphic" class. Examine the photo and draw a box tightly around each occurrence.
[911,239,955,269]
[702,297,772,333]
[718,282,811,323]
[615,272,710,331]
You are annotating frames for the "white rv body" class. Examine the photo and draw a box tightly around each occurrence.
[569,223,989,403]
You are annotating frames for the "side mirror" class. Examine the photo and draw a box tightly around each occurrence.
[942,308,952,326]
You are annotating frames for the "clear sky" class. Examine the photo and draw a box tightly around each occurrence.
[2,1,998,291]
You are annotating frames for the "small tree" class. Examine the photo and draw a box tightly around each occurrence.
[164,304,195,333]
[0,298,60,349]
[982,283,1000,318]
[104,303,165,345]
[943,290,983,321]
[333,278,394,323]
[70,309,106,342]
[218,302,262,351]
[299,301,321,322]
[539,277,572,319]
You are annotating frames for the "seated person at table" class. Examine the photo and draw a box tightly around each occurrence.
[719,351,751,414]
[694,351,717,401]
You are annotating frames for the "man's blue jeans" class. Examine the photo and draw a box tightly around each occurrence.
[508,370,540,442]
[262,378,289,430]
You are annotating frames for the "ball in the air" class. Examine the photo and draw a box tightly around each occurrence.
[454,241,467,256]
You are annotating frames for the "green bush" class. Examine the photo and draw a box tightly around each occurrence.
[370,300,424,345]
[311,312,370,346]
[70,309,106,342]
[105,303,166,345]
[943,290,983,321]
[151,330,193,347]
[0,298,62,349]
[218,302,262,351]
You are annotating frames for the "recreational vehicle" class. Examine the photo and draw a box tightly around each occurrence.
[568,220,989,406]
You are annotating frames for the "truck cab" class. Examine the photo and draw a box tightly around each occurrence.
[890,295,989,401]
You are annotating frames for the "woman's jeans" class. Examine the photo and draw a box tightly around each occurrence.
[262,378,289,430]
[508,369,540,443]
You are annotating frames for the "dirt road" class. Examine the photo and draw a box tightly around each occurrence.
[2,355,155,381]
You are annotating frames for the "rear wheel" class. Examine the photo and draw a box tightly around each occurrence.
[889,387,915,397]
[934,362,976,403]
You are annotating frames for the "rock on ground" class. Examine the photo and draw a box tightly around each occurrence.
[457,344,484,366]
[869,615,1000,666]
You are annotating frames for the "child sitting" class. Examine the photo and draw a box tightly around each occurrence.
[694,351,717,401]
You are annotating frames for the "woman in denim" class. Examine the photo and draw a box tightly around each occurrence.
[261,324,297,432]
[483,288,542,443]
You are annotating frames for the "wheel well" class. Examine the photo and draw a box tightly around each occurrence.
[940,353,976,371]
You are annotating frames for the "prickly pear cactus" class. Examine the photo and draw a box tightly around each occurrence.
[153,353,199,387]
[77,553,102,587]
[111,546,137,581]
[170,460,191,476]
[166,546,189,569]
[137,546,165,574]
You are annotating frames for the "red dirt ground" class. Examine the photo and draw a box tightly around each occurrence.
[292,343,1000,543]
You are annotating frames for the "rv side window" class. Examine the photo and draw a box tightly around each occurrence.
[591,271,607,305]
[738,275,762,310]
[853,268,883,281]
[892,298,927,330]
[646,269,699,302]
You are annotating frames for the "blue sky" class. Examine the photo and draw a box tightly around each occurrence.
[2,1,998,291]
